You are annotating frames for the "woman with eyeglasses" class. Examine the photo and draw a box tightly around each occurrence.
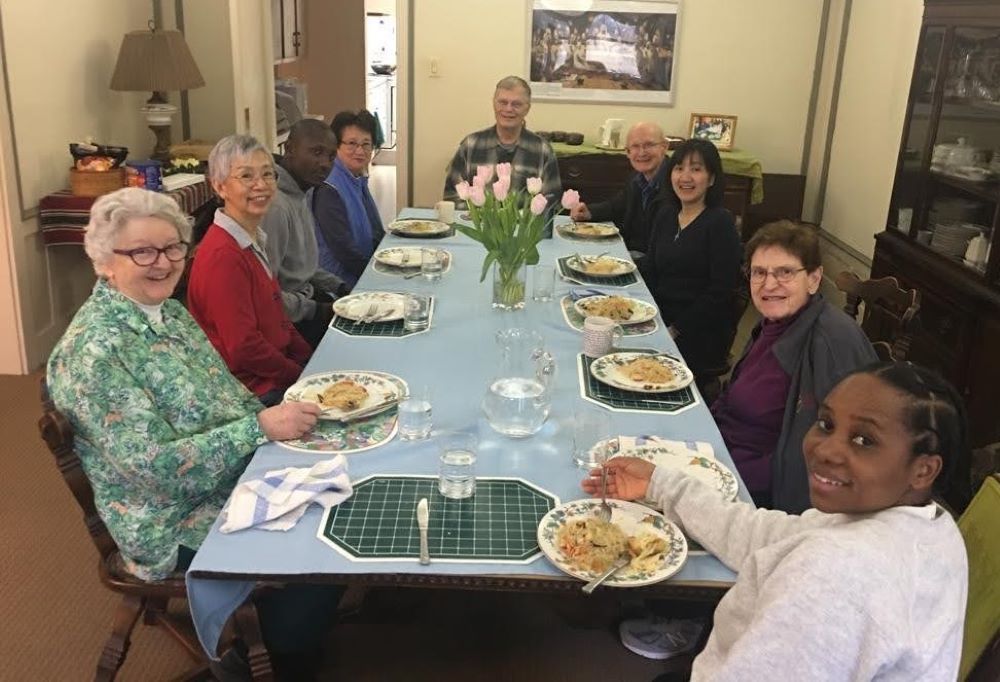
[187,134,313,405]
[711,220,877,512]
[311,109,385,287]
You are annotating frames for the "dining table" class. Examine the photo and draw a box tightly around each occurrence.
[185,209,751,660]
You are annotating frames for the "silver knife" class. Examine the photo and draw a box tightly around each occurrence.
[417,498,430,565]
[336,394,408,423]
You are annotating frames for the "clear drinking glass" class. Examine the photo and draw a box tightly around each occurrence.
[403,293,431,331]
[421,249,445,282]
[572,405,612,468]
[531,264,556,302]
[437,431,478,499]
[397,385,432,440]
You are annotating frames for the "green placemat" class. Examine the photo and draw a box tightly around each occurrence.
[557,256,638,288]
[319,475,558,562]
[389,226,456,240]
[578,351,698,414]
[559,296,657,336]
[329,298,435,338]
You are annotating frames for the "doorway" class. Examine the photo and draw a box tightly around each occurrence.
[365,0,398,223]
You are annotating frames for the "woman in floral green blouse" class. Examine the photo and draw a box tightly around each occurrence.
[47,187,321,582]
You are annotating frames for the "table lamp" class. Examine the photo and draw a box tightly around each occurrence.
[109,22,205,161]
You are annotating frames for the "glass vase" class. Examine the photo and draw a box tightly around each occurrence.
[492,262,527,310]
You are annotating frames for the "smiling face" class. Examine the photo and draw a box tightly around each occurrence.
[336,124,374,176]
[625,123,667,179]
[493,86,531,137]
[212,150,276,227]
[284,128,337,186]
[670,151,713,208]
[100,216,186,305]
[802,373,942,514]
[749,245,822,322]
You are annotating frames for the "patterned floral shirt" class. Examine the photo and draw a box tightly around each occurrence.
[47,279,268,581]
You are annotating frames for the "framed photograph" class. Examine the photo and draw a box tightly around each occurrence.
[688,113,737,151]
[527,0,681,105]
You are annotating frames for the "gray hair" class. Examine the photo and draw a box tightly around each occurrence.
[207,134,270,185]
[84,188,191,273]
[494,75,531,101]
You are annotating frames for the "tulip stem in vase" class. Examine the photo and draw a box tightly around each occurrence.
[453,163,581,312]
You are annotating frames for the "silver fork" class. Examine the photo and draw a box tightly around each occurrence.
[354,303,378,325]
[596,440,614,521]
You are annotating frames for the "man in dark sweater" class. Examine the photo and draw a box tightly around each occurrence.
[569,121,669,258]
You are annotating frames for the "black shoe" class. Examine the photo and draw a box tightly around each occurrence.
[209,646,251,682]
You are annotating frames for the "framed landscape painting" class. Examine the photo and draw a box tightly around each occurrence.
[688,113,737,151]
[527,0,681,105]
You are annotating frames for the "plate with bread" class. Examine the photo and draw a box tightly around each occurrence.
[589,352,694,393]
[284,371,406,421]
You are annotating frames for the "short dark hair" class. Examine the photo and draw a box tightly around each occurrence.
[745,219,822,272]
[666,138,725,208]
[287,118,333,148]
[856,361,971,504]
[330,109,378,144]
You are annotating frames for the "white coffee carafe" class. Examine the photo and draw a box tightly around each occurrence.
[598,118,626,149]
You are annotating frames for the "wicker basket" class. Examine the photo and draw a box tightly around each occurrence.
[69,168,125,197]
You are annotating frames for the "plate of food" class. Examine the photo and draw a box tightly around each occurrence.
[373,247,426,268]
[597,439,739,503]
[284,370,404,421]
[566,255,636,278]
[537,498,688,587]
[590,352,694,393]
[561,223,620,239]
[333,291,406,322]
[388,219,450,236]
[574,295,658,325]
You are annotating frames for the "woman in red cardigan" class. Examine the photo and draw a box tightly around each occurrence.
[187,134,312,405]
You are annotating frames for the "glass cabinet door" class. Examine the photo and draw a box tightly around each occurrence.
[924,27,1000,276]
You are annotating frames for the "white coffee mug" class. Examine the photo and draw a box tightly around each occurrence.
[435,200,456,224]
[583,316,623,358]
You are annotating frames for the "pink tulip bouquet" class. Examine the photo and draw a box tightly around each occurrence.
[454,163,580,308]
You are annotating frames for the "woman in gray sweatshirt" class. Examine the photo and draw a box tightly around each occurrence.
[585,362,969,681]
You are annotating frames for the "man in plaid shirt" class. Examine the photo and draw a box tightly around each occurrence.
[443,75,562,207]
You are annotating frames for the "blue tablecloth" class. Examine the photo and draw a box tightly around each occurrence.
[186,210,748,657]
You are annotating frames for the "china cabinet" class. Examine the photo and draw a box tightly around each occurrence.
[878,0,1000,450]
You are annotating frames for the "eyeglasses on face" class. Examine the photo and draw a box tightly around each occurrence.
[747,266,807,284]
[113,241,190,266]
[341,140,373,153]
[626,141,663,154]
[229,169,278,186]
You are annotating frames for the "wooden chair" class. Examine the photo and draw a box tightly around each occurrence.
[37,378,272,681]
[834,271,921,362]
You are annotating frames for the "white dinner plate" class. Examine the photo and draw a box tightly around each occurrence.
[561,223,620,239]
[590,352,694,393]
[388,219,450,236]
[284,370,404,420]
[332,291,406,322]
[536,498,688,587]
[574,295,658,325]
[373,247,426,268]
[566,255,636,278]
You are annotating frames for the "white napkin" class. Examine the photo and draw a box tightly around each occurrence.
[616,435,716,460]
[219,456,353,533]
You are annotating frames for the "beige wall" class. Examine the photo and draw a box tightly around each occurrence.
[819,0,922,256]
[275,0,366,121]
[411,0,825,207]
[183,0,238,142]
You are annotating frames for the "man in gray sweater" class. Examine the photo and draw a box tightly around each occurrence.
[262,119,349,348]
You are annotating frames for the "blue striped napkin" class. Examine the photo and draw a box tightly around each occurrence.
[569,287,610,301]
[219,456,353,533]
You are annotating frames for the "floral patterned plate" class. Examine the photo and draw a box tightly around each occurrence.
[590,352,694,393]
[537,499,688,587]
[333,291,407,322]
[373,247,427,268]
[284,371,404,420]
[561,223,620,239]
[574,295,658,325]
[277,371,407,454]
[388,219,450,236]
[566,255,636,278]
[596,439,739,504]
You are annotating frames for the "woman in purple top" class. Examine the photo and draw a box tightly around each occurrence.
[712,221,877,512]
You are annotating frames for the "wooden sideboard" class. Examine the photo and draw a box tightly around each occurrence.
[556,152,754,236]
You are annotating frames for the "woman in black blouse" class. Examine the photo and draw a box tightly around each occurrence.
[639,138,743,380]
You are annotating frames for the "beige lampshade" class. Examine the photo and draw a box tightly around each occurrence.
[109,29,205,92]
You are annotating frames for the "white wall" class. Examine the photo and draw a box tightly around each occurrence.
[411,0,825,207]
[819,0,922,256]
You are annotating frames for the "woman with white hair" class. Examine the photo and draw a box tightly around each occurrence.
[47,187,321,582]
[187,134,312,405]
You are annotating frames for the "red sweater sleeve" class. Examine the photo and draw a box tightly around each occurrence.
[194,248,304,387]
